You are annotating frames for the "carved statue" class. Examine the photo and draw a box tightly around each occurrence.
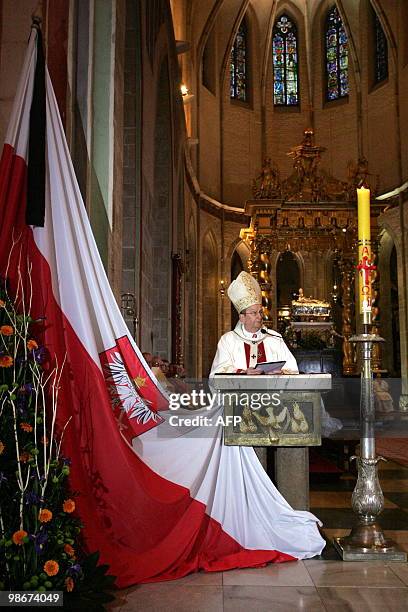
[250,130,378,203]
[347,156,369,187]
[252,157,281,199]
[373,375,394,417]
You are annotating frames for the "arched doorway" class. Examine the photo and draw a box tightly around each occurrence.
[276,251,300,307]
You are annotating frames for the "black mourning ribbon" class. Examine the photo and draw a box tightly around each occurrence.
[26,25,46,227]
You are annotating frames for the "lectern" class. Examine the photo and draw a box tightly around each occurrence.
[212,374,331,510]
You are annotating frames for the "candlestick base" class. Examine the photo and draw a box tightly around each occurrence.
[333,525,407,561]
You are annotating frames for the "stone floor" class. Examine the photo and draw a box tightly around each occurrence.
[107,459,408,611]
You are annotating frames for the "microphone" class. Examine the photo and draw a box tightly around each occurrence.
[261,328,281,338]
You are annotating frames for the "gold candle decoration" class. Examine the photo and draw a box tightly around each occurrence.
[356,186,374,321]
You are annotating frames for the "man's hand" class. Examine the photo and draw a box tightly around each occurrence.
[246,367,263,375]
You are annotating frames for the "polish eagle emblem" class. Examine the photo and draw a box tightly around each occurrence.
[104,351,161,425]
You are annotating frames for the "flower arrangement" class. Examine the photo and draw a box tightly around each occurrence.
[0,273,115,607]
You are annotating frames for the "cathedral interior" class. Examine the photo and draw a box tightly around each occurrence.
[1,0,408,608]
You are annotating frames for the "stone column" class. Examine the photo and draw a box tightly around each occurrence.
[275,447,309,510]
[254,448,267,471]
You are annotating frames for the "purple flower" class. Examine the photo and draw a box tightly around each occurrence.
[61,457,72,466]
[30,529,48,555]
[25,491,41,505]
[32,346,47,364]
[67,563,82,577]
[18,384,34,395]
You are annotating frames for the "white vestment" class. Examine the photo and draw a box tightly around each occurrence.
[210,322,342,436]
[210,322,298,375]
[199,321,326,560]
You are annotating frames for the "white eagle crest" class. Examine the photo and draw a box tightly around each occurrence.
[104,352,160,425]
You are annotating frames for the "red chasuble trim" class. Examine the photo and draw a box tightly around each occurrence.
[243,341,266,367]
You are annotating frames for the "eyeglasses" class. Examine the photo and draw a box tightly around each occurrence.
[243,309,263,316]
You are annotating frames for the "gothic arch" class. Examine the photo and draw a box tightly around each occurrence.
[276,250,302,307]
[369,0,398,67]
[220,1,259,91]
[262,1,305,108]
[312,0,362,96]
[227,238,250,270]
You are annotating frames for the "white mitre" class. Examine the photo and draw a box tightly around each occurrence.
[227,271,262,313]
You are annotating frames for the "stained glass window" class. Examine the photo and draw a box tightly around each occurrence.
[230,18,248,102]
[374,11,388,83]
[325,6,349,101]
[272,15,299,106]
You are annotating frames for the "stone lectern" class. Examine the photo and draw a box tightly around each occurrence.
[212,374,332,510]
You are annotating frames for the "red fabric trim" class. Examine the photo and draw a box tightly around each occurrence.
[257,341,266,363]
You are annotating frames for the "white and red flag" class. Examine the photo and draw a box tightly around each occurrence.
[0,27,324,586]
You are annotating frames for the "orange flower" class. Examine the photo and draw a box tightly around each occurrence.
[0,441,4,455]
[20,422,33,433]
[44,560,59,576]
[12,530,28,545]
[63,499,75,513]
[19,451,32,463]
[0,325,13,336]
[64,544,75,556]
[65,577,74,592]
[0,356,13,368]
[0,299,5,308]
[27,339,38,351]
[41,436,49,445]
[38,509,53,523]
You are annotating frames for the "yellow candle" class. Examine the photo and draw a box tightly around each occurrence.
[357,186,372,316]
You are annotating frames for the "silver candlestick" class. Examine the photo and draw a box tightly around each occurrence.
[333,314,407,561]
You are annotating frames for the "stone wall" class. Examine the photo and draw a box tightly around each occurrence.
[192,0,408,208]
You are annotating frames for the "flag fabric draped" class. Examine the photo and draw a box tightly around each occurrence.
[0,28,325,587]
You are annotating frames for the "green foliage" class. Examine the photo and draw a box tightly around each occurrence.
[0,284,116,607]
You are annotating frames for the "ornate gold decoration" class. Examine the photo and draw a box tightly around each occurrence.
[292,288,331,319]
[340,258,356,375]
[259,247,273,325]
[252,158,281,199]
[238,400,308,440]
[252,129,379,203]
[134,376,146,388]
[242,129,388,374]
[370,248,382,371]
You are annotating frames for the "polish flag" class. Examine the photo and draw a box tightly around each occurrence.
[0,27,324,586]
